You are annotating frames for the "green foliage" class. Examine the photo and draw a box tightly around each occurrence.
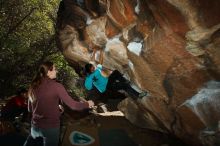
[48,53,87,98]
[0,0,85,98]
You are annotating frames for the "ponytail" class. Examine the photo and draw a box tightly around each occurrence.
[28,61,54,102]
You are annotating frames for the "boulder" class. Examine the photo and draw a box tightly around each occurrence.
[56,0,220,145]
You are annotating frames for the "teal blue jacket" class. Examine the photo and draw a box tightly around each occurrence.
[84,65,108,93]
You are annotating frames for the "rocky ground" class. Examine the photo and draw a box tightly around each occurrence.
[0,98,188,146]
[60,98,188,146]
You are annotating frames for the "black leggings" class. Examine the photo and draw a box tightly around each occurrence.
[106,70,139,98]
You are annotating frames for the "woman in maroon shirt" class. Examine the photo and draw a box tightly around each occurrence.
[23,61,94,146]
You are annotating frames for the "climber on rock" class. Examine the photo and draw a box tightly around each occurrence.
[84,47,148,100]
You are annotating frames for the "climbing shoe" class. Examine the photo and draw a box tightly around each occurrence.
[138,91,148,98]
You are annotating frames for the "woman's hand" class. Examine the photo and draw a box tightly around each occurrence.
[87,100,94,108]
[90,48,97,61]
[99,49,104,64]
[79,97,94,108]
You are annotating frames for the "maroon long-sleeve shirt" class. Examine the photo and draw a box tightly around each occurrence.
[28,78,89,129]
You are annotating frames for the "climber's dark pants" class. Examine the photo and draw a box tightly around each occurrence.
[106,70,139,98]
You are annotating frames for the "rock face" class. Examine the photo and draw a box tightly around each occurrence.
[56,0,220,145]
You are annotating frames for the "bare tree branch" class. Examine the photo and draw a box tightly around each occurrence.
[0,7,36,48]
[6,8,36,37]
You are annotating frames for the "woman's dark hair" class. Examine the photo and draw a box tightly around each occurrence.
[84,63,93,75]
[28,61,54,102]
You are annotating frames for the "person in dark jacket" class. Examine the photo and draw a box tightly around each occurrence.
[1,88,28,121]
